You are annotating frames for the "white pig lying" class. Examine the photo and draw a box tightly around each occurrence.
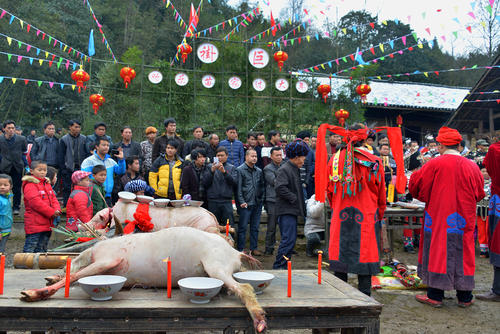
[20,227,266,332]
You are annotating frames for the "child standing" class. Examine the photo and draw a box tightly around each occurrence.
[91,165,108,215]
[0,174,13,253]
[22,161,61,253]
[66,171,93,231]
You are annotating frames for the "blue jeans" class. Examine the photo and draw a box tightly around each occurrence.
[237,204,262,251]
[273,215,298,269]
[23,231,52,253]
[0,233,10,253]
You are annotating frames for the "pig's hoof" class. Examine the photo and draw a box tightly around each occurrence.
[20,289,52,302]
[45,275,63,285]
[256,320,266,333]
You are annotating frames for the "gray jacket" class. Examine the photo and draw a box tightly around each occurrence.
[0,134,27,173]
[58,134,89,171]
[275,160,306,217]
[202,162,237,201]
[236,163,264,206]
[263,161,282,203]
[30,135,58,166]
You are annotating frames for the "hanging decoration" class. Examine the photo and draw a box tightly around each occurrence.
[253,78,266,91]
[317,84,331,103]
[89,93,105,115]
[71,68,90,93]
[174,72,189,86]
[201,74,216,88]
[82,0,117,62]
[228,76,242,90]
[248,48,269,68]
[356,84,371,103]
[0,75,77,90]
[335,109,350,126]
[197,43,219,63]
[0,50,79,71]
[177,43,192,63]
[296,80,308,93]
[273,51,288,72]
[275,78,289,91]
[195,8,259,38]
[396,115,403,127]
[367,64,500,80]
[120,66,136,88]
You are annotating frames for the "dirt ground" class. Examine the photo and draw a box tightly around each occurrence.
[3,221,500,334]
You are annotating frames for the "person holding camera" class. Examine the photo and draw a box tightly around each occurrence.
[81,138,125,206]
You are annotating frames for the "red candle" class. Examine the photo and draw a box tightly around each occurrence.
[64,257,71,298]
[317,251,323,284]
[284,255,291,297]
[226,219,229,237]
[167,258,172,298]
[0,254,5,295]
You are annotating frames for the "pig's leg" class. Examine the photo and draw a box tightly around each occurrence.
[202,262,266,333]
[21,257,124,302]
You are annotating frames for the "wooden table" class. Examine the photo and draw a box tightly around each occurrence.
[0,269,382,333]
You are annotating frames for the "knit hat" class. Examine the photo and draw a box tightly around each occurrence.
[71,171,91,184]
[476,139,489,146]
[285,139,310,158]
[145,126,157,135]
[436,127,462,146]
[124,180,148,193]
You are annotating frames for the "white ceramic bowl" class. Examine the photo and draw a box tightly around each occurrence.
[232,271,275,294]
[78,275,127,301]
[178,277,224,304]
[136,195,154,204]
[170,200,185,208]
[118,191,136,203]
[187,200,204,207]
[153,198,170,207]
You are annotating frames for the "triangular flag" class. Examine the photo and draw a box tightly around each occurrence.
[17,56,22,63]
[466,26,472,33]
[467,12,476,19]
[11,78,16,84]
[453,31,458,38]
[270,11,277,36]
[425,28,431,35]
[6,37,11,45]
[485,5,492,15]
[17,41,21,48]
[49,82,54,88]
[7,54,12,61]
[382,20,387,25]
[379,43,384,52]
[402,36,407,45]
[389,40,394,49]
[88,29,95,57]
[37,81,42,87]
[29,57,33,64]
[369,22,375,29]
[24,79,29,85]
[412,33,418,42]
[39,59,43,66]
[72,85,75,91]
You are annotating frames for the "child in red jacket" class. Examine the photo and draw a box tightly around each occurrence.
[66,171,93,232]
[22,161,61,253]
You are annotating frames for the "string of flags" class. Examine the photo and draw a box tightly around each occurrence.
[0,75,79,90]
[0,32,85,67]
[0,50,80,70]
[82,0,117,62]
[244,15,308,43]
[0,7,89,60]
[463,99,500,104]
[367,65,500,80]
[224,9,259,41]
[172,0,203,64]
[194,8,260,38]
[163,0,188,31]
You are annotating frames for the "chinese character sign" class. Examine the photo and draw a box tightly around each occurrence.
[148,71,163,84]
[248,48,269,69]
[296,80,308,93]
[174,72,189,86]
[252,78,266,92]
[275,78,289,92]
[202,74,216,88]
[228,76,242,90]
[197,43,219,64]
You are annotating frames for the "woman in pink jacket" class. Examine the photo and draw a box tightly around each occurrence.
[22,160,61,252]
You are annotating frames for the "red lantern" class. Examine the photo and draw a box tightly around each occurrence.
[71,68,90,93]
[317,84,331,103]
[396,114,403,127]
[89,94,106,115]
[335,109,350,126]
[273,51,288,72]
[177,43,193,63]
[120,67,136,88]
[356,83,371,103]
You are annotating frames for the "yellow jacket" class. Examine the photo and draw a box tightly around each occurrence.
[149,156,183,199]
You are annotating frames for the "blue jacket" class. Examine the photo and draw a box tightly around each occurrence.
[0,193,13,234]
[81,152,126,197]
[219,139,244,167]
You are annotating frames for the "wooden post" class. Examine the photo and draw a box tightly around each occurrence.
[489,108,494,135]
[479,120,484,135]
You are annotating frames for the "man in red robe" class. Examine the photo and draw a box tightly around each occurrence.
[478,139,500,301]
[316,123,387,296]
[409,127,485,307]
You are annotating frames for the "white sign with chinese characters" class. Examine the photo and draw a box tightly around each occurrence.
[174,72,189,86]
[202,74,216,88]
[197,43,219,64]
[248,48,269,69]
[252,78,266,91]
[275,78,289,91]
[148,71,163,84]
[228,76,242,90]
[295,80,308,93]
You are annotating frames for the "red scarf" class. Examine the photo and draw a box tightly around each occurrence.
[123,203,155,234]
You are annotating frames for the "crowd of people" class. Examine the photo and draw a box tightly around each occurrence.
[0,117,498,304]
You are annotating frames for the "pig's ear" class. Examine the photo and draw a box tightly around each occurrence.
[113,214,124,236]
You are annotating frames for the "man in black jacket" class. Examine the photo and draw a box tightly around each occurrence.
[273,139,310,269]
[202,147,237,226]
[30,121,58,168]
[263,146,283,255]
[236,148,265,254]
[112,126,143,162]
[152,118,184,162]
[0,120,28,214]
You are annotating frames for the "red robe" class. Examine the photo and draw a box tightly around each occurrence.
[484,141,500,266]
[327,148,386,275]
[409,152,485,291]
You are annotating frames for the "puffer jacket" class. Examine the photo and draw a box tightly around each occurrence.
[0,193,13,234]
[149,156,183,199]
[22,175,60,234]
[304,194,325,236]
[66,185,93,231]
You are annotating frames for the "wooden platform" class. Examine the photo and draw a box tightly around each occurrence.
[0,269,381,333]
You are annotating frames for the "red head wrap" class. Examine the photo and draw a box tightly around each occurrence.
[436,127,462,146]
